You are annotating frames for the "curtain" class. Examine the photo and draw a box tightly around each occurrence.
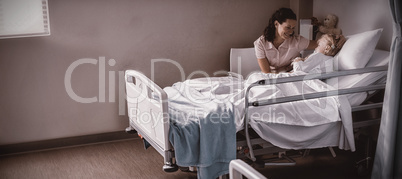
[372,0,402,178]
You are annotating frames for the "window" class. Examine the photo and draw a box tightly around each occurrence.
[0,0,50,39]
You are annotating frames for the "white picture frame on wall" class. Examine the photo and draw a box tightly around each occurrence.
[0,0,50,39]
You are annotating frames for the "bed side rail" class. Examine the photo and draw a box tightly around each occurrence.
[253,66,388,85]
[250,84,385,107]
[246,65,387,107]
[243,65,388,162]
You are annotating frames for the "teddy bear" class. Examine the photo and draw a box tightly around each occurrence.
[315,14,342,39]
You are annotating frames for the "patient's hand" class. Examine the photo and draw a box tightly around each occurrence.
[293,57,304,62]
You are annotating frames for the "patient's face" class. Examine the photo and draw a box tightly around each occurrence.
[316,39,328,54]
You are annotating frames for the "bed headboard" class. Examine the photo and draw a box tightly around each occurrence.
[229,48,259,78]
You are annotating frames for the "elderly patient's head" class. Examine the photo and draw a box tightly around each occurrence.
[316,34,346,56]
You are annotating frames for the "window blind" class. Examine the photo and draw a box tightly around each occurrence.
[0,0,50,39]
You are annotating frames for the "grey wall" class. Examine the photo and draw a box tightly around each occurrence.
[0,0,392,145]
[0,0,288,145]
[290,0,314,35]
[313,0,392,50]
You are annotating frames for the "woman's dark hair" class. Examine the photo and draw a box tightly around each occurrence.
[263,8,297,42]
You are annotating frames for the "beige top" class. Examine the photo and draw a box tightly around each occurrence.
[254,35,309,73]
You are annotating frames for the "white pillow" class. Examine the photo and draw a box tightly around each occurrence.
[327,49,390,106]
[334,28,383,70]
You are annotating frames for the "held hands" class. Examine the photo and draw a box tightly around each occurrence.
[289,57,304,72]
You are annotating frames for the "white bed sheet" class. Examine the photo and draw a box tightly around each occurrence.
[230,72,343,129]
[232,72,355,151]
[166,72,355,151]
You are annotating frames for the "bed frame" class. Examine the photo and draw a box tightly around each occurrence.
[124,48,388,175]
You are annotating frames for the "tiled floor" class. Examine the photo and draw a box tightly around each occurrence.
[0,136,374,179]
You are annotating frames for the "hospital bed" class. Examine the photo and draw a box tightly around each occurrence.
[124,32,389,178]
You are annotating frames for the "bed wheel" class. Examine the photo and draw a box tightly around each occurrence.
[163,163,178,172]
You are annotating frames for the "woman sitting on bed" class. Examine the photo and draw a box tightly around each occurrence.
[292,34,346,73]
[254,8,317,73]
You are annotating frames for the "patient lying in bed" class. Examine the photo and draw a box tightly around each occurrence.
[292,34,346,73]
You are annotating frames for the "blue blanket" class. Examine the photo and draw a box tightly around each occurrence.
[165,80,237,179]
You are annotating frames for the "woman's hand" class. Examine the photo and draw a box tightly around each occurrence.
[292,57,304,62]
[257,58,272,73]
